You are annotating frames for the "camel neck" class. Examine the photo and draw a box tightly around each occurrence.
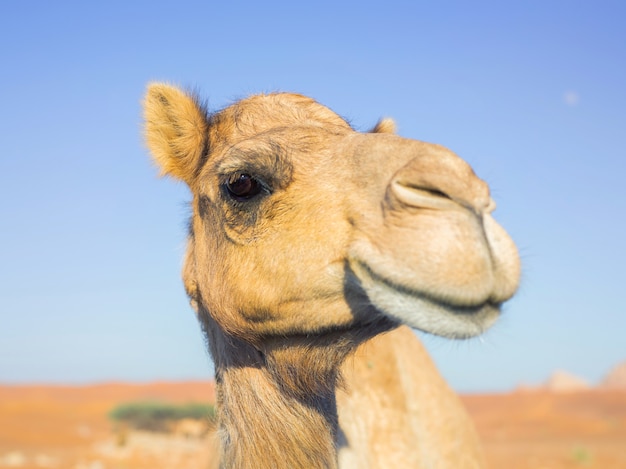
[201,309,395,468]
[215,361,340,469]
[203,320,341,469]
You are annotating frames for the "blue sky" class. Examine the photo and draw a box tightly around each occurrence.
[1,1,624,392]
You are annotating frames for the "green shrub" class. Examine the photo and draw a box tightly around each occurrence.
[109,401,215,432]
[571,446,592,466]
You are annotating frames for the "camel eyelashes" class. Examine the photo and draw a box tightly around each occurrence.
[225,172,264,200]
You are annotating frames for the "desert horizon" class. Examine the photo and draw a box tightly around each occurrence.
[1,371,625,469]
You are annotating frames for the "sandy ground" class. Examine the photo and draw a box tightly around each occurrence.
[0,382,624,469]
[462,391,626,468]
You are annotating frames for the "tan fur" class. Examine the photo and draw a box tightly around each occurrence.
[337,326,484,468]
[369,117,396,134]
[143,83,520,468]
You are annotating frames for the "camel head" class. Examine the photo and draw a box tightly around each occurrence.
[144,83,520,349]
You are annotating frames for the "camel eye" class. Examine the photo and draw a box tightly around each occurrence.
[226,173,262,200]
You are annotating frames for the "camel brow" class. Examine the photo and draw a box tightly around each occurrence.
[216,140,294,190]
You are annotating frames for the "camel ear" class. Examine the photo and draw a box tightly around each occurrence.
[143,83,209,185]
[369,117,396,134]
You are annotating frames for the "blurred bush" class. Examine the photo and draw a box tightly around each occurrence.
[109,401,216,432]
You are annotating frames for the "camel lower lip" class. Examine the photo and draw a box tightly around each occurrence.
[352,261,501,339]
[374,286,501,339]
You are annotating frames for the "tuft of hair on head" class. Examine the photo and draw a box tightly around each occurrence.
[369,117,396,134]
[143,82,209,187]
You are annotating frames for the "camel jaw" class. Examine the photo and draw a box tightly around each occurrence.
[349,260,501,339]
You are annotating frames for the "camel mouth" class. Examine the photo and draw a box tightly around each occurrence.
[350,260,501,339]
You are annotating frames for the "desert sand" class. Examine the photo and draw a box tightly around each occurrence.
[0,381,624,469]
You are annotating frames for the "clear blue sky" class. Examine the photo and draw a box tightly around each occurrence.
[1,1,624,392]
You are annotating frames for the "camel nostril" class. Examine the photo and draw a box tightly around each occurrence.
[421,188,449,199]
[391,182,458,210]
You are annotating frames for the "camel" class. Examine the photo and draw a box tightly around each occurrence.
[143,83,520,469]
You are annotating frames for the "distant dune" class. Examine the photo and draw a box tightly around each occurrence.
[601,361,626,389]
[544,370,591,392]
[515,360,626,394]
